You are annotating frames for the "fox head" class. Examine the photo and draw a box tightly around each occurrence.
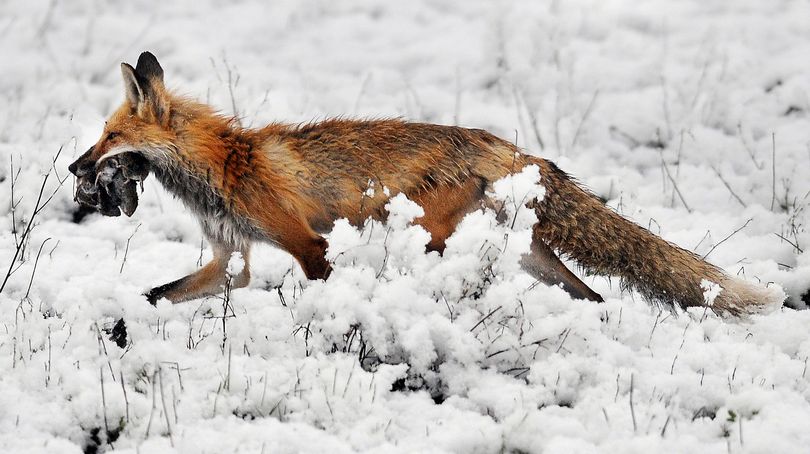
[69,51,173,215]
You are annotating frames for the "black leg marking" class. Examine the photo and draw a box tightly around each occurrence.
[144,276,188,305]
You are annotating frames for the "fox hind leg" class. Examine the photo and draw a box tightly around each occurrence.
[480,193,602,302]
[415,187,603,303]
[521,236,603,302]
[145,242,251,304]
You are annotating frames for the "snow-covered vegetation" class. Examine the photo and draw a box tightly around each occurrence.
[1,0,810,452]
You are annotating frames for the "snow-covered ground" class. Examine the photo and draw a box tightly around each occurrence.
[2,0,810,452]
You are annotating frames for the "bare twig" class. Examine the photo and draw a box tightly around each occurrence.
[660,74,673,142]
[212,55,242,127]
[220,275,234,353]
[159,369,174,446]
[702,218,752,260]
[24,238,51,300]
[119,371,130,423]
[197,238,205,267]
[404,81,424,120]
[35,0,57,40]
[647,310,662,349]
[119,224,142,273]
[469,306,502,333]
[736,123,764,169]
[770,133,777,211]
[225,343,232,391]
[629,373,637,432]
[353,73,371,115]
[453,67,462,126]
[45,326,51,387]
[247,89,271,128]
[93,323,116,380]
[774,232,803,254]
[225,59,241,125]
[570,89,600,150]
[10,156,21,246]
[144,371,158,437]
[1,175,50,293]
[711,166,747,207]
[555,328,572,354]
[100,367,109,436]
[510,85,530,149]
[1,147,68,294]
[661,414,671,437]
[518,87,546,151]
[658,150,692,213]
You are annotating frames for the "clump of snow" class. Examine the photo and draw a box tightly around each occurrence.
[701,279,722,307]
[383,193,425,230]
[227,251,245,277]
[490,163,546,230]
[363,179,375,198]
[1,0,810,452]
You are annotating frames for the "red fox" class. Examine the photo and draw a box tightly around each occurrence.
[69,52,782,316]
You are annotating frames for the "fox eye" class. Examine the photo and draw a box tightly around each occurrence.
[106,131,120,141]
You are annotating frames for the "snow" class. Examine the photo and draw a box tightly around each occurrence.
[490,163,546,230]
[1,0,810,452]
[227,252,245,277]
[702,279,722,308]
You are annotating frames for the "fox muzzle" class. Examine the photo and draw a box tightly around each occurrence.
[68,146,95,177]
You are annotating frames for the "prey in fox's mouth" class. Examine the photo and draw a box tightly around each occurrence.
[70,152,150,217]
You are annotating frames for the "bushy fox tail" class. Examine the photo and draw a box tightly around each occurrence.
[529,157,784,316]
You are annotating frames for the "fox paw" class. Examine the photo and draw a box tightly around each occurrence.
[144,287,165,306]
[144,280,179,305]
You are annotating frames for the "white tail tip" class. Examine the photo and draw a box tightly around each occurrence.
[714,278,785,316]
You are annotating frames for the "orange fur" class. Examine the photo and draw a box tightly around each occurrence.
[69,52,783,315]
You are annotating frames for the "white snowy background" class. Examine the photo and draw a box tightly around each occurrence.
[1,0,810,452]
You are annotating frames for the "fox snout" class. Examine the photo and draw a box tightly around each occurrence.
[68,146,96,178]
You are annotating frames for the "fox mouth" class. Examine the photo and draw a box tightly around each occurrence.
[70,152,150,217]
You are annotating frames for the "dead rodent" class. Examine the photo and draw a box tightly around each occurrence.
[74,153,150,217]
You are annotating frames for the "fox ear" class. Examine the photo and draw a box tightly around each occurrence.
[135,51,164,85]
[120,52,169,124]
[121,62,144,107]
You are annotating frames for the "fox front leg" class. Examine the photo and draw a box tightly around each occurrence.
[145,243,251,304]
